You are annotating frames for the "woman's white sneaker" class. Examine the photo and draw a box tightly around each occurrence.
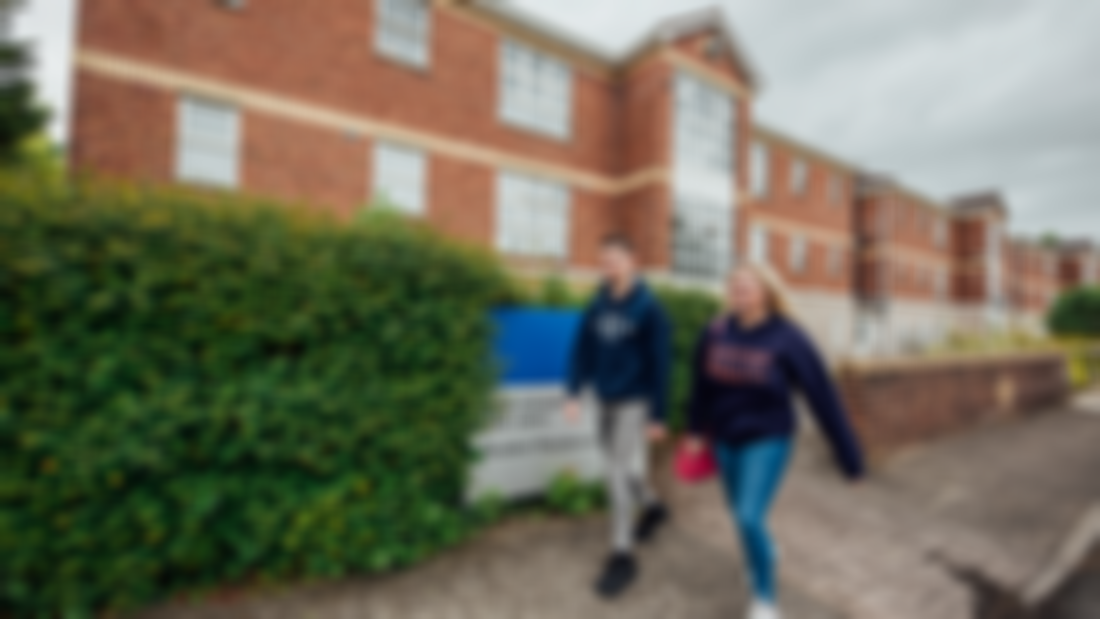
[747,599,781,619]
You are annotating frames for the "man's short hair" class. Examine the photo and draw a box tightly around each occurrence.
[601,233,634,253]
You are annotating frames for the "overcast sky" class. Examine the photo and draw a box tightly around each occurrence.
[13,0,1100,238]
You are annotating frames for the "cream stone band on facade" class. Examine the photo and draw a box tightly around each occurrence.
[77,49,673,197]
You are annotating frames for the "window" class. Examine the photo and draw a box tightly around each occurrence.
[751,142,770,197]
[790,236,807,273]
[670,74,735,280]
[936,269,949,300]
[496,172,570,258]
[829,247,844,278]
[829,174,845,206]
[375,0,431,68]
[176,97,241,188]
[749,224,769,264]
[673,74,734,179]
[373,142,427,215]
[499,40,572,139]
[672,198,731,280]
[934,218,948,248]
[790,159,808,195]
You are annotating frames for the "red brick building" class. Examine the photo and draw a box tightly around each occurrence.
[69,0,1085,355]
[1058,240,1100,290]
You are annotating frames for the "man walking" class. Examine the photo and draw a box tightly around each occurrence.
[565,233,672,599]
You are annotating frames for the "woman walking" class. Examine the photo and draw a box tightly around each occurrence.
[682,264,864,619]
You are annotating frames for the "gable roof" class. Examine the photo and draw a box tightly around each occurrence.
[639,6,762,89]
[951,191,1009,219]
[754,124,860,173]
[464,2,761,89]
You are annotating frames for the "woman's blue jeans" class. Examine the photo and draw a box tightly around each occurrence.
[714,437,794,603]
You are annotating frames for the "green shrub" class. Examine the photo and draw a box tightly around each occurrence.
[534,274,585,309]
[543,471,605,516]
[1049,287,1100,338]
[0,175,514,617]
[652,285,723,431]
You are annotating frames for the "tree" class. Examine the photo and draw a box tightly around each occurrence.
[1048,286,1100,338]
[0,1,49,163]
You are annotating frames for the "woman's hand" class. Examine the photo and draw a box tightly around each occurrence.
[647,422,668,444]
[681,435,706,454]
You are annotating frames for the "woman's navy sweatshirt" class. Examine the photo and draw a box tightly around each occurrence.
[687,314,864,479]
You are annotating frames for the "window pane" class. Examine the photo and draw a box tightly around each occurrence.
[496,172,570,258]
[374,142,426,215]
[376,0,430,67]
[499,41,572,139]
[672,198,731,280]
[176,97,240,188]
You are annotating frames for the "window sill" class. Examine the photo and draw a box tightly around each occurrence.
[373,48,432,76]
[499,116,571,145]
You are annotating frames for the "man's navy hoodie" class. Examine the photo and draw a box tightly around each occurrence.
[567,280,671,422]
[688,314,864,479]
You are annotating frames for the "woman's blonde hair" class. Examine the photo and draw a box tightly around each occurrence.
[728,262,796,319]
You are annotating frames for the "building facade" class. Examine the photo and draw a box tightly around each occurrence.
[1059,241,1100,291]
[70,0,1089,356]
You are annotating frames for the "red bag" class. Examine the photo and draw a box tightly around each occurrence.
[674,441,718,483]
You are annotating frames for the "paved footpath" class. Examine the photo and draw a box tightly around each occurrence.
[136,509,838,619]
[135,394,1100,619]
[757,395,1100,619]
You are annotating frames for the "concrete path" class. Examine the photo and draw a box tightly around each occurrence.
[760,406,1100,619]
[132,398,1100,619]
[134,512,838,619]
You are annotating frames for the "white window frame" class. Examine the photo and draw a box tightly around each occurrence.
[495,172,571,259]
[790,236,808,274]
[751,142,770,198]
[176,96,241,189]
[936,269,949,300]
[375,0,431,68]
[829,174,845,206]
[749,224,770,265]
[672,198,732,280]
[790,158,808,196]
[934,218,948,248]
[499,40,572,139]
[372,141,427,215]
[829,246,844,278]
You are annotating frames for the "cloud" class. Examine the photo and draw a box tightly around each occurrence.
[514,0,1100,238]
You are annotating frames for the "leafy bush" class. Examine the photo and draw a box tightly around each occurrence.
[534,274,585,309]
[0,175,513,617]
[1049,287,1100,338]
[543,471,605,516]
[653,286,723,431]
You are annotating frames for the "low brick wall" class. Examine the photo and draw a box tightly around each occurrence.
[837,351,1070,465]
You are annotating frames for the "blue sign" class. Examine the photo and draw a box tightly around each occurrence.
[491,308,582,387]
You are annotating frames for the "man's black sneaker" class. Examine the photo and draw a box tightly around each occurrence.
[635,503,670,543]
[594,552,638,599]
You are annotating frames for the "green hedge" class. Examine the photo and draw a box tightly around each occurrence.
[0,176,513,617]
[652,286,722,431]
[1049,286,1100,338]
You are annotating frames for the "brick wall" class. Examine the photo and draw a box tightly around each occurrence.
[838,352,1069,464]
[743,129,855,296]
